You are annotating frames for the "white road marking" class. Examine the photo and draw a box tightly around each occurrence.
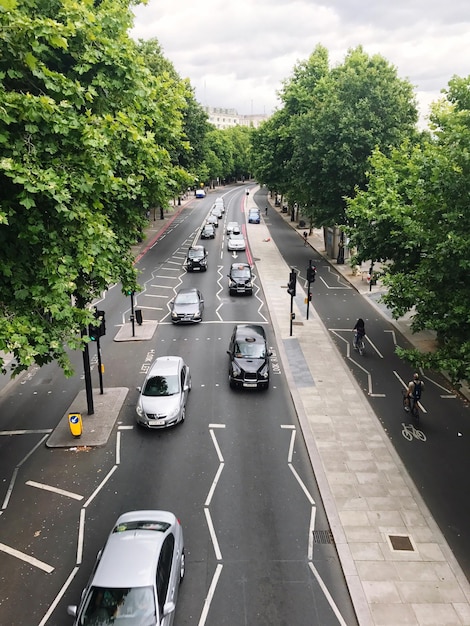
[0,542,54,573]
[204,508,222,561]
[0,429,52,436]
[25,480,83,501]
[38,566,80,626]
[205,463,224,507]
[198,563,223,626]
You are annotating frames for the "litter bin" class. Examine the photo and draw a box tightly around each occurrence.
[68,412,82,438]
[135,309,143,325]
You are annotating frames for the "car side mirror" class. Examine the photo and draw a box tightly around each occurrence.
[67,606,77,617]
[136,386,142,392]
[226,350,231,355]
[268,351,273,357]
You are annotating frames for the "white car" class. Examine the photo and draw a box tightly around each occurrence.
[227,232,246,251]
[227,221,240,235]
[214,197,225,213]
[136,356,191,428]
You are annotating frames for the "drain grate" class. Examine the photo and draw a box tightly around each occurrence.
[388,534,414,552]
[312,529,335,545]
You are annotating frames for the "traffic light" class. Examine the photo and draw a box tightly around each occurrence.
[89,309,106,341]
[287,270,297,297]
[307,264,316,283]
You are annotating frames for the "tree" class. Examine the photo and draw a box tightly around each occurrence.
[345,75,470,383]
[0,0,189,375]
[292,46,418,227]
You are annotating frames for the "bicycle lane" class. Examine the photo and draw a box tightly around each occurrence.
[247,190,470,626]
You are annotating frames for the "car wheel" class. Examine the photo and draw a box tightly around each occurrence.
[181,406,186,422]
[180,549,185,581]
[229,377,235,389]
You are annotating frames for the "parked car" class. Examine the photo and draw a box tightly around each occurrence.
[195,189,205,198]
[206,215,218,228]
[227,232,246,251]
[186,245,207,271]
[170,288,204,324]
[136,356,191,428]
[226,221,240,235]
[227,324,271,389]
[201,224,215,239]
[67,510,184,626]
[228,262,253,296]
[248,208,260,224]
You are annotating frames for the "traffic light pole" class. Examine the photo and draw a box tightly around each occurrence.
[306,260,316,320]
[96,337,104,395]
[129,291,136,337]
[81,330,94,415]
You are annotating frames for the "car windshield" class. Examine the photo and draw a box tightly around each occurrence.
[143,374,179,396]
[231,268,250,279]
[230,233,244,240]
[176,292,199,304]
[234,341,265,359]
[188,249,203,259]
[79,586,155,626]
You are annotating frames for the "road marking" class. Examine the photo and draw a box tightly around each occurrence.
[0,542,54,573]
[0,429,52,436]
[25,480,83,501]
[198,563,223,626]
[38,566,79,626]
[204,508,222,560]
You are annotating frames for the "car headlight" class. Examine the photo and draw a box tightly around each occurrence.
[246,282,252,287]
[136,404,143,417]
[260,364,269,378]
[231,363,242,377]
[171,312,179,319]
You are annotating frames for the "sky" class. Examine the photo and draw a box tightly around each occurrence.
[131,0,470,128]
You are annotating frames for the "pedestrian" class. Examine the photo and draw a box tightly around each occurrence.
[303,231,308,246]
[265,206,268,216]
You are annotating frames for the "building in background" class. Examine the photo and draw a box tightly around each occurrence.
[204,107,269,129]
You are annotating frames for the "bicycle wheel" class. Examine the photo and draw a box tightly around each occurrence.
[358,340,365,356]
[411,401,419,423]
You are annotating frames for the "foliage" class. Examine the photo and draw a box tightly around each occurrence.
[0,0,190,375]
[346,75,470,383]
[252,45,418,226]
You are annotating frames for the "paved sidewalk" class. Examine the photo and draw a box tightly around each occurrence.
[251,194,470,625]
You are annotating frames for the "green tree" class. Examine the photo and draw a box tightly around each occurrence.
[292,46,418,227]
[0,0,189,375]
[346,75,470,383]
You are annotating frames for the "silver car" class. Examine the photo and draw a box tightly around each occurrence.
[227,232,246,251]
[136,356,191,428]
[170,288,204,323]
[67,510,185,626]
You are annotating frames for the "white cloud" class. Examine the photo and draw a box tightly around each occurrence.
[131,0,470,126]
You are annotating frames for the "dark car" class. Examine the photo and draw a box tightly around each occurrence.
[227,324,271,389]
[186,245,207,271]
[248,209,260,224]
[201,224,215,239]
[228,262,253,295]
[170,288,204,323]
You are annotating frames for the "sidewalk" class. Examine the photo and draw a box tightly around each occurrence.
[253,194,470,625]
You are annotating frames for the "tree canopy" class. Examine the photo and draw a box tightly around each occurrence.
[345,75,470,383]
[252,45,418,225]
[0,0,192,375]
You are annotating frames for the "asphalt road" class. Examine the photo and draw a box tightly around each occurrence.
[253,187,470,580]
[0,186,357,625]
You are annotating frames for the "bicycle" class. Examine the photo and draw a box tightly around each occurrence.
[401,422,426,442]
[403,390,419,422]
[353,332,365,356]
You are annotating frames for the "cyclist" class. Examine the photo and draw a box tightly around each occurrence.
[406,372,424,413]
[353,318,365,350]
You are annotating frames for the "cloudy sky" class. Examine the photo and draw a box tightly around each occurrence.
[131,0,470,127]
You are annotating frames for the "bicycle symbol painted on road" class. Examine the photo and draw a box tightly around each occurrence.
[401,422,426,442]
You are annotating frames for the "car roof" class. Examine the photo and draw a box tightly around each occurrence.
[231,262,250,270]
[148,356,183,377]
[92,510,177,588]
[176,287,199,296]
[233,324,266,340]
[189,244,205,251]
